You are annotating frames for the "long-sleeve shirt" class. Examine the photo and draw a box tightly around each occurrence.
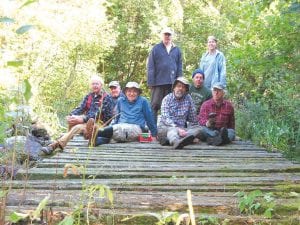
[199,49,226,89]
[147,42,182,86]
[112,96,157,136]
[160,93,198,128]
[70,91,113,123]
[199,98,235,129]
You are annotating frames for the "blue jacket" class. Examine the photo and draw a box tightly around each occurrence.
[147,42,182,86]
[199,50,226,89]
[113,96,157,136]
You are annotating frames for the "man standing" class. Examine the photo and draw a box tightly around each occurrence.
[42,75,113,153]
[199,36,226,89]
[147,27,183,124]
[158,77,202,149]
[189,68,212,114]
[87,82,157,146]
[198,82,235,146]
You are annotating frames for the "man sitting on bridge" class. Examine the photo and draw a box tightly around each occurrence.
[42,75,113,153]
[157,77,203,149]
[86,81,157,146]
[198,82,235,146]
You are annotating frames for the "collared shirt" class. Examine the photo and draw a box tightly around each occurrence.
[199,98,235,129]
[199,49,226,89]
[160,93,198,128]
[70,91,113,123]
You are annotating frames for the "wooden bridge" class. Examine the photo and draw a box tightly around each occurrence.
[3,136,300,224]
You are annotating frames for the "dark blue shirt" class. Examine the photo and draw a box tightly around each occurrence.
[70,91,113,123]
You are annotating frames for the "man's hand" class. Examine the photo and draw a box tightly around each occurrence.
[206,112,216,128]
[177,128,187,137]
[67,115,84,126]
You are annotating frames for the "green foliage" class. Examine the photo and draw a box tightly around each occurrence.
[121,211,179,225]
[235,190,275,218]
[9,194,50,223]
[0,0,299,158]
[58,216,74,225]
[16,24,34,34]
[198,214,219,225]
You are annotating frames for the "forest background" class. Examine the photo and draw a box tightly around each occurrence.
[0,0,299,160]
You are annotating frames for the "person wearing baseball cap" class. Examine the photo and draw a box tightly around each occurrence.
[189,69,212,114]
[86,81,157,146]
[157,77,203,149]
[198,82,235,146]
[108,80,123,105]
[147,27,183,124]
[199,35,226,89]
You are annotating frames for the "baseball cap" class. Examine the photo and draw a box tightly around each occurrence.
[161,27,173,35]
[108,81,120,88]
[212,82,225,90]
[124,82,142,94]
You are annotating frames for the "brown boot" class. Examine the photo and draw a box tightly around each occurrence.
[84,118,98,141]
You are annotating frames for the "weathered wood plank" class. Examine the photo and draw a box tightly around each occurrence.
[5,136,300,224]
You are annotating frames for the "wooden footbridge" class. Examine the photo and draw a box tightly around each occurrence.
[3,136,300,224]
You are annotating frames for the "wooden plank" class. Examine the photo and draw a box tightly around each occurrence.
[5,136,300,224]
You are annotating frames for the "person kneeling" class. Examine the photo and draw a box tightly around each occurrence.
[86,82,157,146]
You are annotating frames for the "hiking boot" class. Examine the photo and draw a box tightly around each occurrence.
[41,141,63,154]
[220,127,230,144]
[159,137,170,146]
[207,134,222,146]
[85,118,97,140]
[95,137,110,146]
[173,135,194,149]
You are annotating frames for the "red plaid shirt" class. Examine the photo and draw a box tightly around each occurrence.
[198,98,235,129]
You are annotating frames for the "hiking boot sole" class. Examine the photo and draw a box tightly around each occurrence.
[173,135,194,149]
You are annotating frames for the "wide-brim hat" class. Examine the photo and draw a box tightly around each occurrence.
[172,77,190,92]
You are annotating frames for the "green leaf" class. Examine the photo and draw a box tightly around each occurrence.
[288,192,299,197]
[7,60,23,67]
[0,17,15,23]
[106,188,114,204]
[16,25,34,34]
[19,0,39,9]
[264,208,273,219]
[31,194,50,220]
[57,216,74,225]
[0,190,8,198]
[23,79,32,103]
[9,212,28,223]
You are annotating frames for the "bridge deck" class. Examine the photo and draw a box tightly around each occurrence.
[3,136,300,224]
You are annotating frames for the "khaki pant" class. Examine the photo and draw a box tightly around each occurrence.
[158,124,203,144]
[57,123,86,147]
[112,123,142,142]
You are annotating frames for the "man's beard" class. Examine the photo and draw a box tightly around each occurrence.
[174,90,184,99]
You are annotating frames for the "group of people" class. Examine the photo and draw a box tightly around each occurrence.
[42,27,235,154]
